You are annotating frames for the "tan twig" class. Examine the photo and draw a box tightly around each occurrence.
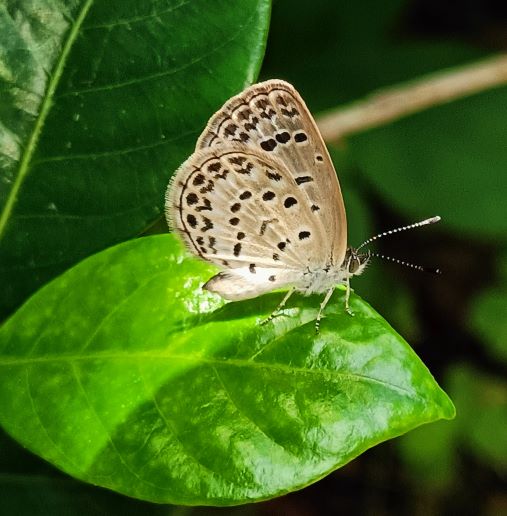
[316,54,507,143]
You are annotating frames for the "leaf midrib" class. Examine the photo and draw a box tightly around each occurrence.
[0,0,95,243]
[0,352,416,396]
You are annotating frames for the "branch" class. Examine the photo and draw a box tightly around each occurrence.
[316,54,507,143]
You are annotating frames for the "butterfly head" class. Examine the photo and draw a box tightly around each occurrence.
[343,247,370,277]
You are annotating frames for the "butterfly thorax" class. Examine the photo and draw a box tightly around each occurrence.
[297,248,370,295]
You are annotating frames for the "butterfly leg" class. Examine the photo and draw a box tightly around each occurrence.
[260,287,295,326]
[315,287,335,333]
[345,278,354,316]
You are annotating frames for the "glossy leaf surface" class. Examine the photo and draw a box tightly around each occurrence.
[0,235,454,504]
[0,0,271,316]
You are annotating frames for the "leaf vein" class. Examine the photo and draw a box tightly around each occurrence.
[57,10,257,97]
[213,365,298,458]
[1,353,417,399]
[82,0,191,31]
[32,129,197,164]
[69,362,169,491]
[0,0,95,244]
[137,364,230,482]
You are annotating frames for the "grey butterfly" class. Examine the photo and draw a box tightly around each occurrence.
[166,80,439,330]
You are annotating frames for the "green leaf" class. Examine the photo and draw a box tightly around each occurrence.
[0,234,454,505]
[0,0,271,317]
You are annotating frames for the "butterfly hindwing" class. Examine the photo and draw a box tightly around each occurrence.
[166,145,329,271]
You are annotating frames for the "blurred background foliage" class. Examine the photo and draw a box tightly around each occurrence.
[1,0,506,514]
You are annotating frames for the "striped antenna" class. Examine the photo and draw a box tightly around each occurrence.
[357,216,441,251]
[368,252,441,274]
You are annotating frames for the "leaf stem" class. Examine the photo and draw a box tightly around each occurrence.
[316,53,507,143]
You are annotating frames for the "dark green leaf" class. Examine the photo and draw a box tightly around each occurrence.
[469,252,507,363]
[0,0,271,316]
[447,365,507,473]
[263,0,505,238]
[397,419,457,489]
[0,234,454,505]
[349,89,507,239]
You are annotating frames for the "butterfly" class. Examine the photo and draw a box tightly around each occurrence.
[165,80,439,331]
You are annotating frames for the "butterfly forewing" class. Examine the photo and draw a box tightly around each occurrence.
[196,80,347,265]
[167,145,328,271]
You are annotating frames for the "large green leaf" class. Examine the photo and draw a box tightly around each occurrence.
[0,235,454,505]
[0,0,271,317]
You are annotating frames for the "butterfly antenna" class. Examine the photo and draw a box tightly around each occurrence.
[368,252,441,274]
[357,216,441,251]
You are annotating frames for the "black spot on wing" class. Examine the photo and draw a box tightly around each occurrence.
[237,162,253,175]
[260,139,277,152]
[196,198,212,211]
[275,131,290,144]
[281,107,298,118]
[295,176,313,185]
[186,214,197,228]
[266,170,282,181]
[239,191,252,200]
[186,193,198,205]
[229,217,240,226]
[199,180,214,193]
[299,231,311,240]
[192,173,205,186]
[207,162,221,172]
[229,156,247,166]
[233,243,242,257]
[294,132,308,143]
[202,217,213,231]
[209,236,217,254]
[262,191,275,201]
[224,123,238,137]
[284,197,298,208]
